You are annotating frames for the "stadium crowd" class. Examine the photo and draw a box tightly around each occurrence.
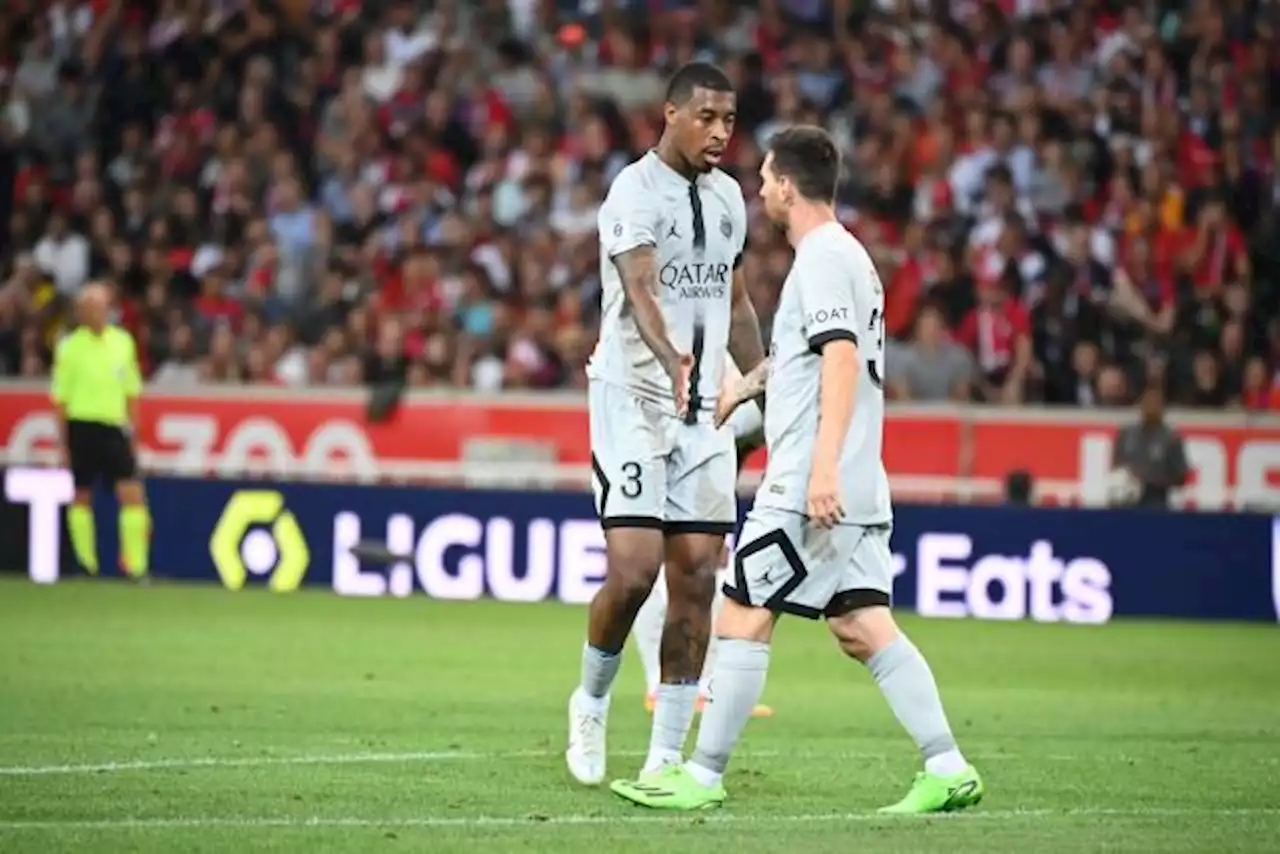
[1,0,1278,409]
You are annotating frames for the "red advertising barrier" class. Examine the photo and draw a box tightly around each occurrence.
[2,384,1278,509]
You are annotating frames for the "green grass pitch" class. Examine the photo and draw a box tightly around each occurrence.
[0,577,1277,853]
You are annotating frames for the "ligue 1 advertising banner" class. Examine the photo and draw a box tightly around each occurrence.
[6,468,1279,623]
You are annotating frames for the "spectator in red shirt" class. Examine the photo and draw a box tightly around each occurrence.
[958,268,1032,404]
[193,269,244,332]
[1180,195,1250,296]
[1241,357,1280,411]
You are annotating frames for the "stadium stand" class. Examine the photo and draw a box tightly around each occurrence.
[1,0,1277,409]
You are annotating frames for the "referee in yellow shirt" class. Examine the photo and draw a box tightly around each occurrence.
[50,283,150,579]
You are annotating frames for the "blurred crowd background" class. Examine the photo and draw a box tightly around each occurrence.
[1,0,1278,409]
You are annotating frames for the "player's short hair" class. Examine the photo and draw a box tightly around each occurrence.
[765,126,840,204]
[665,62,733,106]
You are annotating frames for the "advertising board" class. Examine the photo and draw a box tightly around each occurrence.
[7,468,1276,622]
[3,385,1279,507]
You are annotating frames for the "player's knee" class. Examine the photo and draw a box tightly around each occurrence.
[607,564,658,607]
[665,536,723,597]
[604,546,661,609]
[664,560,717,609]
[72,489,93,507]
[116,481,145,505]
[715,597,774,643]
[827,605,899,663]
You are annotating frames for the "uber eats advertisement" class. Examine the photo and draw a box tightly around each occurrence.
[5,467,1278,623]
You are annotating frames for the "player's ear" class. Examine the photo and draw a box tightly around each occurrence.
[663,101,679,126]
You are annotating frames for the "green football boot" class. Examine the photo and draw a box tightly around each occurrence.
[877,765,985,814]
[611,765,726,811]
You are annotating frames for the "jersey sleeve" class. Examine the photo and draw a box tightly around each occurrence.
[794,240,862,355]
[597,171,659,259]
[121,331,142,397]
[731,181,749,268]
[49,337,71,405]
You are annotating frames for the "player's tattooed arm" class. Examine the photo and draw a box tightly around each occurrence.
[714,357,770,428]
[614,246,692,413]
[728,268,766,374]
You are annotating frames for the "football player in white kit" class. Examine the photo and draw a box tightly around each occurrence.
[566,63,768,787]
[611,126,985,813]
[632,357,773,718]
[634,358,773,717]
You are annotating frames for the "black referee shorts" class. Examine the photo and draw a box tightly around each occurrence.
[66,420,138,490]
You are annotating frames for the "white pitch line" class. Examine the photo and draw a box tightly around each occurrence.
[1,808,1278,832]
[0,750,487,777]
[0,749,1065,778]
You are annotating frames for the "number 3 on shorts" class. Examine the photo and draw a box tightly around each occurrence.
[590,452,663,529]
[620,462,643,498]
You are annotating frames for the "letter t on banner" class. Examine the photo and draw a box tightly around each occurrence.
[5,467,74,584]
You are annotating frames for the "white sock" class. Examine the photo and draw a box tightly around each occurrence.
[685,760,723,788]
[688,638,770,779]
[643,683,698,773]
[924,749,969,776]
[579,644,621,701]
[866,635,967,775]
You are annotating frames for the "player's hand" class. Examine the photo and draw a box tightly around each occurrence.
[714,378,743,428]
[667,352,694,418]
[806,469,845,529]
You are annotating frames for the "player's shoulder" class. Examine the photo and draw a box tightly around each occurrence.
[54,328,83,356]
[106,324,137,350]
[813,224,877,271]
[704,166,742,192]
[607,153,660,196]
[705,168,747,209]
[797,222,851,261]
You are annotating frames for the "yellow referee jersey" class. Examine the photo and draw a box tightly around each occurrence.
[50,325,142,427]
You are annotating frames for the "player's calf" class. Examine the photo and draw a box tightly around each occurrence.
[641,534,720,774]
[569,529,664,786]
[657,555,717,683]
[66,493,99,575]
[115,480,150,580]
[680,597,776,789]
[826,604,983,812]
[586,531,665,655]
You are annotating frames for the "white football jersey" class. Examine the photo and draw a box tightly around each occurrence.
[588,151,748,420]
[755,222,892,525]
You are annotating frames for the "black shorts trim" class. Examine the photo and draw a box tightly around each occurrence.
[730,527,825,620]
[824,588,891,618]
[601,515,665,531]
[808,329,858,355]
[665,521,735,536]
[591,453,611,516]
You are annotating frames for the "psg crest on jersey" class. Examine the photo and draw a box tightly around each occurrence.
[720,214,732,238]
